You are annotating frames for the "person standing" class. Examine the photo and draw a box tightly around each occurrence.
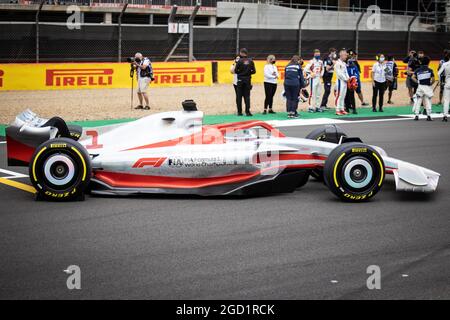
[133,52,153,110]
[305,49,324,113]
[334,48,350,115]
[438,51,450,122]
[263,55,279,114]
[371,54,387,112]
[234,48,256,116]
[284,55,305,119]
[352,52,368,106]
[438,49,450,106]
[403,50,420,104]
[320,48,336,109]
[230,55,240,114]
[345,51,359,114]
[385,55,399,104]
[412,56,435,121]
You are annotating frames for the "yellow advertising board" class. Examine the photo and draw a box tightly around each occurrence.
[217,60,441,84]
[0,62,212,91]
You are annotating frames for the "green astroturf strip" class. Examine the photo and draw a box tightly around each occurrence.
[0,105,444,137]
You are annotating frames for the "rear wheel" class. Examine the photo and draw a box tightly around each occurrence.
[323,143,385,202]
[29,138,91,201]
[306,125,347,181]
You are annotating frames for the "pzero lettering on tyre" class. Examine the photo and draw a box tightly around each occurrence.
[323,143,385,202]
[29,138,91,201]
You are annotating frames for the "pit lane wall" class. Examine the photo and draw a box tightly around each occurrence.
[0,62,212,91]
[217,60,442,84]
[0,60,440,90]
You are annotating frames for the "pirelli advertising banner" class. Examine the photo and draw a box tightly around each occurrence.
[0,62,212,91]
[217,60,441,84]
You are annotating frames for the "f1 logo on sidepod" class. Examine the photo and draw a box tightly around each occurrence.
[132,157,167,168]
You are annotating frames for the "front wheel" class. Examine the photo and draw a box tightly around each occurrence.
[29,138,91,201]
[323,143,385,202]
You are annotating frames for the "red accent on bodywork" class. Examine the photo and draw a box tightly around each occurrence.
[6,135,35,165]
[132,157,167,168]
[123,121,285,151]
[95,153,326,189]
[85,130,103,149]
[94,171,261,189]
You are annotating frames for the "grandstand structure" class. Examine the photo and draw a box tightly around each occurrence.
[0,0,449,62]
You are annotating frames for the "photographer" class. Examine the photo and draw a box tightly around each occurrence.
[131,52,153,110]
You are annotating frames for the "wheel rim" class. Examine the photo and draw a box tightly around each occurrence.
[343,158,373,189]
[43,154,76,186]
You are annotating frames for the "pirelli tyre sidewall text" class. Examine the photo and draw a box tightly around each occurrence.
[324,143,385,202]
[29,138,91,201]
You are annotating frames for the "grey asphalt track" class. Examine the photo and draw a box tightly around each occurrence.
[0,119,449,300]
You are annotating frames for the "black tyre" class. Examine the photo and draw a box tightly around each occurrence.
[306,125,347,181]
[29,138,91,201]
[323,143,385,202]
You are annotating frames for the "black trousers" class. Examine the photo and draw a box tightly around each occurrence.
[345,89,356,111]
[264,82,277,110]
[372,81,386,110]
[233,84,239,110]
[236,80,252,114]
[320,77,332,107]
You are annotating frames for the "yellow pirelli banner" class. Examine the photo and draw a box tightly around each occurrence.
[217,60,441,84]
[0,62,212,91]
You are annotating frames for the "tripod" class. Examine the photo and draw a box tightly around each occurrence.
[130,64,135,110]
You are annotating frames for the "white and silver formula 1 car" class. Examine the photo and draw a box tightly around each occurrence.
[5,101,440,202]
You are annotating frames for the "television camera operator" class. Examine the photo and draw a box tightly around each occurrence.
[128,52,154,110]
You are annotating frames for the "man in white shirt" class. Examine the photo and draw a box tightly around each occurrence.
[133,52,153,110]
[371,54,387,112]
[305,49,324,113]
[334,48,350,115]
[438,52,450,122]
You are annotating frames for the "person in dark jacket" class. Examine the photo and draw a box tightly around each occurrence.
[345,51,359,114]
[284,55,305,119]
[320,48,337,109]
[234,48,256,116]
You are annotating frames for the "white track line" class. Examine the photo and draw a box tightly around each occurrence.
[0,141,6,144]
[268,113,445,128]
[0,168,28,179]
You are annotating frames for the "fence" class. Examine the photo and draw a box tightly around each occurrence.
[1,21,449,63]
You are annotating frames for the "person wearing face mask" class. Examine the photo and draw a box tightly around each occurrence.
[320,48,337,110]
[263,55,279,114]
[305,49,324,113]
[371,54,387,112]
